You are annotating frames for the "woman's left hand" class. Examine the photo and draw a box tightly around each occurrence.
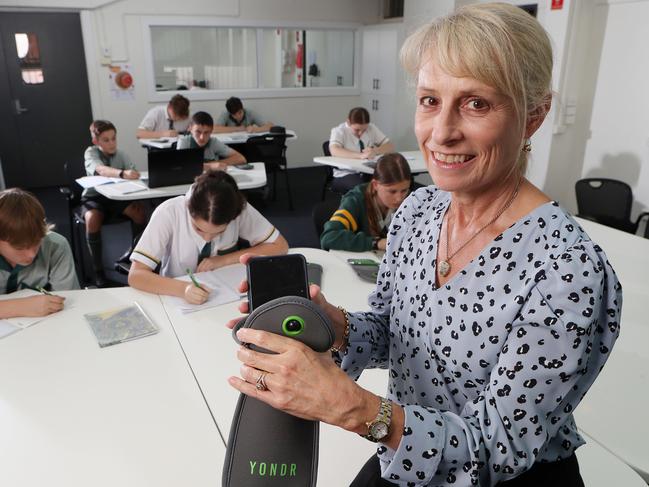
[229,327,377,431]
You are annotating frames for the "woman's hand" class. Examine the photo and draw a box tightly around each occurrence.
[21,295,65,316]
[123,169,140,179]
[183,283,211,304]
[229,327,378,431]
[377,238,387,251]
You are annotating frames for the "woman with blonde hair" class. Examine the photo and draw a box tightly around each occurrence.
[229,4,620,485]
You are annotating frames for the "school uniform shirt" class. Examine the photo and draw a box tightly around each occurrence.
[138,104,191,133]
[130,192,279,277]
[83,146,137,198]
[320,183,393,252]
[339,188,621,486]
[329,122,389,178]
[0,232,79,294]
[176,134,234,162]
[215,108,266,128]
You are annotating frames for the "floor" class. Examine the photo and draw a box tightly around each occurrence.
[31,166,340,287]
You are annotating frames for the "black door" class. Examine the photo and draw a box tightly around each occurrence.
[0,12,92,188]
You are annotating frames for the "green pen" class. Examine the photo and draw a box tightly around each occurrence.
[37,286,53,296]
[186,268,205,292]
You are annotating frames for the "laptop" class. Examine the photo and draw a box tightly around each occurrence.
[147,148,203,188]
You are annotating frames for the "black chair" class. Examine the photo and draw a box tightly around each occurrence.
[59,161,129,286]
[246,133,293,210]
[320,140,334,200]
[575,178,649,234]
[312,196,342,244]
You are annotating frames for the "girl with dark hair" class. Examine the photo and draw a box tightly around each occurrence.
[128,171,288,304]
[320,153,411,251]
[328,107,396,193]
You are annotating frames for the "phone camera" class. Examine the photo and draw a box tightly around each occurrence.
[282,315,305,336]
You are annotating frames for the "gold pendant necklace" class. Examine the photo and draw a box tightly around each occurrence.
[438,179,521,278]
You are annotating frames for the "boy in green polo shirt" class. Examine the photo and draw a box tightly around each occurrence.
[83,120,147,287]
[0,188,78,318]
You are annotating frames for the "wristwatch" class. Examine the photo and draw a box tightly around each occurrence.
[119,169,125,178]
[363,396,392,442]
[372,237,380,251]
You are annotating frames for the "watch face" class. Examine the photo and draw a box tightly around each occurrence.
[370,421,389,440]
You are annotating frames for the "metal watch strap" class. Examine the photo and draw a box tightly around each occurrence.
[362,396,392,443]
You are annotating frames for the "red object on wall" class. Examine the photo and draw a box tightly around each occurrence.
[115,70,133,89]
[295,44,304,69]
[551,0,563,10]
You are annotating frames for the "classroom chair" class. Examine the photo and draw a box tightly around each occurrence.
[575,178,649,234]
[320,140,335,200]
[60,161,131,286]
[246,130,294,210]
[312,196,342,244]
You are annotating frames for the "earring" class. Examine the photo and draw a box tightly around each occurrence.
[522,138,532,153]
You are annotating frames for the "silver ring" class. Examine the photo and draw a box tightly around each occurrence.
[255,372,269,392]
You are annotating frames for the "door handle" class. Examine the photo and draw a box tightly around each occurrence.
[14,99,29,115]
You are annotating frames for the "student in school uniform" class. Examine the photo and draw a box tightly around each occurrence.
[136,94,191,139]
[214,97,273,134]
[128,171,288,304]
[328,106,395,193]
[320,153,411,252]
[0,188,79,318]
[83,120,148,287]
[177,111,246,171]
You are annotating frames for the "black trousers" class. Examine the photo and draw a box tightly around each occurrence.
[350,453,585,487]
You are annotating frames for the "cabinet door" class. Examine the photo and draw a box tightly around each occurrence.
[362,94,395,143]
[361,29,379,93]
[377,30,398,94]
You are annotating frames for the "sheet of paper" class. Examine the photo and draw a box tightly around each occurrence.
[162,269,242,313]
[75,175,122,189]
[0,320,21,340]
[111,181,148,195]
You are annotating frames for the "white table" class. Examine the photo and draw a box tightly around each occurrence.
[91,163,267,201]
[140,130,297,150]
[313,150,427,175]
[0,287,225,487]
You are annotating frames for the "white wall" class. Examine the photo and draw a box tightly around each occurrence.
[580,0,649,219]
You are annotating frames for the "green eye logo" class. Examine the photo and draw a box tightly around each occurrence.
[282,315,305,336]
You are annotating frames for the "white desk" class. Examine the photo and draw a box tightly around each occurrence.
[313,150,428,175]
[0,287,225,487]
[140,130,297,150]
[92,163,267,201]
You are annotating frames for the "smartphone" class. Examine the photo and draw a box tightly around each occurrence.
[246,254,310,311]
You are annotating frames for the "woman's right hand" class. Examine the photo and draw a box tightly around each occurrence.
[22,295,65,316]
[183,283,211,304]
[123,169,140,179]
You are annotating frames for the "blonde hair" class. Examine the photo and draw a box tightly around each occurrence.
[0,188,52,247]
[400,2,553,174]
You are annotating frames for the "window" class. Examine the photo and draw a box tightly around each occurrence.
[15,33,44,84]
[144,18,359,100]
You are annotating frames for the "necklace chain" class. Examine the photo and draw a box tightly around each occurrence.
[439,179,522,278]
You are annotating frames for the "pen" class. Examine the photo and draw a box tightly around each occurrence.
[37,286,53,296]
[186,268,206,292]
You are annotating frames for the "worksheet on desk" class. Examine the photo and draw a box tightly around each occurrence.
[162,264,246,314]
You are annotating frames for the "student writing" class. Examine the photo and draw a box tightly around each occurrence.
[320,153,411,252]
[0,188,78,318]
[128,171,288,304]
[136,94,191,139]
[177,111,246,171]
[83,120,147,287]
[214,97,273,134]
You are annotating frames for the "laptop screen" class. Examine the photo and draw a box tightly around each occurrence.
[147,148,203,188]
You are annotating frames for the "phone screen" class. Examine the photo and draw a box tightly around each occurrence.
[247,254,310,311]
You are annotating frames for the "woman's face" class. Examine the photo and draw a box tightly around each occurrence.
[191,217,227,242]
[373,180,411,210]
[414,59,523,197]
